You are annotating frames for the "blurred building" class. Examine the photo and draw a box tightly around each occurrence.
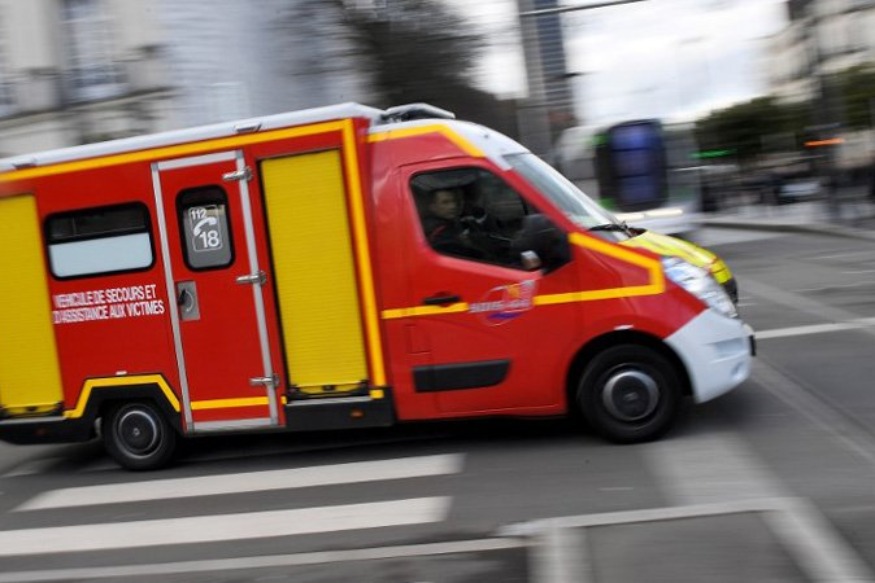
[0,0,373,157]
[157,0,372,128]
[516,0,577,158]
[767,0,875,173]
[768,0,875,103]
[0,0,175,155]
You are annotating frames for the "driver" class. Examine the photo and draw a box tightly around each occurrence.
[421,188,485,259]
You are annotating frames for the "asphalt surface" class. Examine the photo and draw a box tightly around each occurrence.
[1,197,875,583]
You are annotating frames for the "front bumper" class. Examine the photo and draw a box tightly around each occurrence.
[665,310,754,404]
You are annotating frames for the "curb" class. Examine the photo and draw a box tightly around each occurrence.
[699,218,875,241]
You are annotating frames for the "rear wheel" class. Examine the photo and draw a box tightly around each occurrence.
[102,401,177,470]
[576,345,682,443]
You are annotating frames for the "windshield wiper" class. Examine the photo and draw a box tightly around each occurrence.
[589,221,646,237]
[588,222,628,233]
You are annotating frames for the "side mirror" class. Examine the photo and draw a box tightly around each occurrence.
[512,214,570,273]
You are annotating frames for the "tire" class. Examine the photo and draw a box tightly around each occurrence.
[102,401,177,470]
[576,345,682,443]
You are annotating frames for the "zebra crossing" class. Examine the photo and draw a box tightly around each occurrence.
[1,405,874,583]
[15,454,463,511]
[0,453,463,561]
[0,497,451,557]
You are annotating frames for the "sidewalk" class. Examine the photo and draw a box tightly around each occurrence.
[699,194,875,241]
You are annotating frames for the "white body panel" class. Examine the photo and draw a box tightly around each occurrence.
[666,310,753,403]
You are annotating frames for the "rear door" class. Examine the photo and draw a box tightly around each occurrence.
[0,194,64,416]
[154,151,279,431]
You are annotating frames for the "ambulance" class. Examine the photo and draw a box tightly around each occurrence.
[0,103,753,470]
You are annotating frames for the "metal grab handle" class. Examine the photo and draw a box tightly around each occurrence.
[423,294,461,306]
[236,270,267,285]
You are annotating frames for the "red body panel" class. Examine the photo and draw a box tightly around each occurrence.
[35,162,179,412]
[367,131,701,422]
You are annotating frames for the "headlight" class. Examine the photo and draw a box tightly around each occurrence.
[662,257,737,319]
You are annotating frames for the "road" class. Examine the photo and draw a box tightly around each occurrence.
[1,226,875,582]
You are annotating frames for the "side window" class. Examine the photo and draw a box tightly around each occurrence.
[411,168,537,268]
[46,203,153,279]
[177,186,233,270]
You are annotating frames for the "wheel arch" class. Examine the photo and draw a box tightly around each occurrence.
[70,376,183,437]
[565,330,692,411]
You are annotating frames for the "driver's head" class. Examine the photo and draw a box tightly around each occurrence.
[428,189,461,220]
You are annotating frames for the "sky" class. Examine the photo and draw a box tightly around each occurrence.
[447,0,788,126]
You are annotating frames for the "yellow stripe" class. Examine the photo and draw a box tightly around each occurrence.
[368,125,485,158]
[190,397,269,411]
[64,374,180,419]
[380,233,664,319]
[534,285,663,306]
[382,303,470,320]
[342,121,387,386]
[0,121,348,182]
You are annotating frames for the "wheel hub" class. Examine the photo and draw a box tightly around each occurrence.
[602,370,659,422]
[117,410,160,456]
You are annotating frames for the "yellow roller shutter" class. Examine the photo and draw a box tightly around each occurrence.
[261,150,368,395]
[0,194,63,415]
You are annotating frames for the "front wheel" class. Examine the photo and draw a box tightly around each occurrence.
[102,401,177,470]
[576,345,682,443]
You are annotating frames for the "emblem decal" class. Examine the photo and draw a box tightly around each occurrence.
[469,280,537,325]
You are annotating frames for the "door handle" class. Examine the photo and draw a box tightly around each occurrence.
[423,294,461,306]
[175,281,200,321]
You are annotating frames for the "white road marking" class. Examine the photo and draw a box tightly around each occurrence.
[764,498,875,583]
[503,499,875,583]
[643,430,786,506]
[16,453,463,511]
[809,250,875,262]
[755,321,867,340]
[0,497,450,557]
[794,280,875,293]
[0,538,524,583]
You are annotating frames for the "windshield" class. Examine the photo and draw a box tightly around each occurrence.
[505,152,630,240]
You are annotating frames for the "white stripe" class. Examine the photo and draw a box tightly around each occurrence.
[16,454,462,511]
[531,525,588,583]
[0,497,450,557]
[756,322,862,340]
[501,498,875,583]
[0,538,522,583]
[764,498,875,583]
[756,317,875,340]
[642,420,875,582]
[643,430,785,506]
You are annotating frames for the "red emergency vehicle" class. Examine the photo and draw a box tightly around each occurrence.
[0,103,753,470]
